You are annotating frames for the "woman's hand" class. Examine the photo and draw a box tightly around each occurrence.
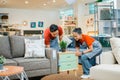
[75,51,82,56]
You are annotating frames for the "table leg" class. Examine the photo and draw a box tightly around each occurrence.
[21,71,29,80]
[67,70,69,74]
[1,76,10,80]
[73,70,77,76]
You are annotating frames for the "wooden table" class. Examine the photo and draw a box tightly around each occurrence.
[0,66,28,80]
[58,51,78,76]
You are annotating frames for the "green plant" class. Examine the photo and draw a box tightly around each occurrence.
[59,41,67,50]
[0,56,5,64]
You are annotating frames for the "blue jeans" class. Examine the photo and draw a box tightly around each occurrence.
[79,40,102,75]
[50,37,59,52]
[79,55,96,75]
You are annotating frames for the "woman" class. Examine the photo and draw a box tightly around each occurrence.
[72,28,102,79]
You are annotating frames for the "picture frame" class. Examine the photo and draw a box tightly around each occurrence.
[38,21,44,27]
[30,22,36,28]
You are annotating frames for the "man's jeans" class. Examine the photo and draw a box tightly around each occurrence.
[50,37,59,52]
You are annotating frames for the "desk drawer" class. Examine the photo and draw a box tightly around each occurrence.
[59,61,78,71]
[59,54,77,62]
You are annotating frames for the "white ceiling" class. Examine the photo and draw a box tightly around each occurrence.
[0,0,77,10]
[0,0,96,10]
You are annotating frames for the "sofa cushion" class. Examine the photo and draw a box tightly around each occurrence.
[90,64,120,80]
[4,59,17,66]
[10,36,25,58]
[10,36,41,58]
[13,58,50,71]
[0,36,12,58]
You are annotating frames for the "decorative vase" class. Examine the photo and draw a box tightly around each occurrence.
[0,64,3,70]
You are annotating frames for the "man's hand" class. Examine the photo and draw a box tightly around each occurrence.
[46,45,50,48]
[59,35,63,41]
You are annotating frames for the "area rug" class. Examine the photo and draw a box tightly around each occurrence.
[41,74,81,80]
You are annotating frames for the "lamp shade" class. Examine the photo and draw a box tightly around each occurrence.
[65,0,76,5]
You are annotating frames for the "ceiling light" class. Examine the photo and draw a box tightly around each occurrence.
[0,0,7,5]
[43,3,46,6]
[53,0,56,3]
[25,1,29,4]
[65,0,76,5]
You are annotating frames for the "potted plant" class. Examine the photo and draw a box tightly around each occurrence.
[59,41,67,52]
[0,56,6,70]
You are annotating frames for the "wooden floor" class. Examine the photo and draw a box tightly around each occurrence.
[27,64,91,80]
[14,64,90,80]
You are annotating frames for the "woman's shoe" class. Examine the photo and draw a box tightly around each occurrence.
[81,74,90,79]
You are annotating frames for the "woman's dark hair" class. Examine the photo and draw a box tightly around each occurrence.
[72,28,82,34]
[50,24,58,32]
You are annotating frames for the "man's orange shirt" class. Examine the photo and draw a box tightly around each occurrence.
[79,34,95,47]
[44,26,63,45]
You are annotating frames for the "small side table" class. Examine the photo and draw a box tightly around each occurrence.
[0,66,28,80]
[58,51,78,76]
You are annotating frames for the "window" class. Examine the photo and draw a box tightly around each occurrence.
[60,9,74,19]
[89,3,96,14]
[89,0,113,14]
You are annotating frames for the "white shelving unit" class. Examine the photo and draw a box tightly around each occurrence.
[0,13,21,36]
[94,1,115,37]
[114,9,120,36]
[60,16,77,36]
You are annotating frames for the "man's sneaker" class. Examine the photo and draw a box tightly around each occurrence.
[81,74,90,79]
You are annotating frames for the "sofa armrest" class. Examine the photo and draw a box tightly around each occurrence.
[98,51,116,64]
[45,48,57,74]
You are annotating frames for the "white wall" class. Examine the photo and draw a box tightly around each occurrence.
[77,3,94,34]
[0,8,59,30]
[114,0,120,9]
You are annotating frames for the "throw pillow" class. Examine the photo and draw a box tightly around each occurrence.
[62,36,72,47]
[110,38,120,64]
[24,39,45,58]
[112,48,120,64]
[110,38,120,50]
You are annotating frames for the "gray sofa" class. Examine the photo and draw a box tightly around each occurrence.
[0,36,57,78]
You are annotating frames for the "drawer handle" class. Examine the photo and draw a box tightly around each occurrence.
[67,56,71,58]
[67,64,71,66]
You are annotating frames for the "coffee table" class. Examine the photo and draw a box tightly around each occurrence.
[0,66,28,80]
[41,74,81,80]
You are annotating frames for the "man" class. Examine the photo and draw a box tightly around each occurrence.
[44,24,63,51]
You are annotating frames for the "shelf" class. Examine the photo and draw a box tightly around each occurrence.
[95,1,114,7]
[63,25,76,27]
[95,20,115,22]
